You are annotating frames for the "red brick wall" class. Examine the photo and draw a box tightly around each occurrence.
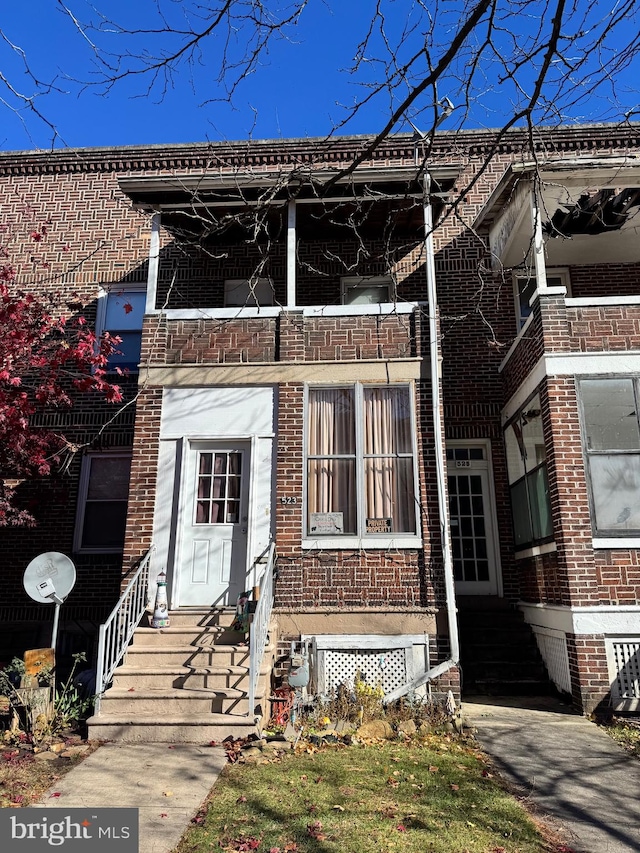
[165,318,277,364]
[566,304,640,352]
[595,550,640,605]
[304,314,415,361]
[567,634,610,714]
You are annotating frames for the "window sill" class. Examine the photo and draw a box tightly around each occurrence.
[302,536,423,550]
[514,541,557,560]
[592,537,640,549]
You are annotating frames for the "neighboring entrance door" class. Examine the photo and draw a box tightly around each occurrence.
[447,445,499,595]
[177,441,250,606]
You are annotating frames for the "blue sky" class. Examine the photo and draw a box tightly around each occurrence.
[1,1,639,151]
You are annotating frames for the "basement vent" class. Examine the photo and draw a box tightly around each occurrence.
[608,639,640,709]
[302,634,430,699]
[532,628,571,694]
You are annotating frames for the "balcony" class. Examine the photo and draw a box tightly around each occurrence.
[143,302,420,367]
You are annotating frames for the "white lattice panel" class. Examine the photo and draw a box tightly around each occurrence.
[322,648,408,694]
[533,628,571,694]
[610,640,640,700]
[304,634,430,699]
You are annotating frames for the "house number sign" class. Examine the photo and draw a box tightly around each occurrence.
[280,496,298,504]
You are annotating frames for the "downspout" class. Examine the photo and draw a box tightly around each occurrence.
[384,173,459,702]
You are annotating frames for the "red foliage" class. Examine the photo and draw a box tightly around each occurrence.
[0,265,123,527]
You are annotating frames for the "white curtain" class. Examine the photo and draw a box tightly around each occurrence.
[308,389,355,532]
[363,387,414,533]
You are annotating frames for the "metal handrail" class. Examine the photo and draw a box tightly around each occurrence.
[94,548,152,714]
[248,542,276,718]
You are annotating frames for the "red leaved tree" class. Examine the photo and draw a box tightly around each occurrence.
[0,260,123,527]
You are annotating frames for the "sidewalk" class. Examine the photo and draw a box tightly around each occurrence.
[31,742,227,853]
[464,696,640,853]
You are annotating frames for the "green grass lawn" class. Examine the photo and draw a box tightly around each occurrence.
[604,720,640,759]
[176,734,562,853]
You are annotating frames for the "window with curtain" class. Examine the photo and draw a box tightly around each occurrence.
[579,377,640,535]
[504,393,553,549]
[306,384,417,538]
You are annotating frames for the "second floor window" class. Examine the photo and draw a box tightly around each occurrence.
[341,276,392,305]
[98,287,146,372]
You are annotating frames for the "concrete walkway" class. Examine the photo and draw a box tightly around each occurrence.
[31,742,227,853]
[464,696,640,853]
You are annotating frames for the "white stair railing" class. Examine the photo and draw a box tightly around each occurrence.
[248,542,276,719]
[94,549,152,714]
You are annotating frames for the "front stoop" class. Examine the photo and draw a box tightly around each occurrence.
[87,608,275,744]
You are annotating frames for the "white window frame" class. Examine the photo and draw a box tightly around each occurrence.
[73,451,132,554]
[513,267,570,331]
[341,275,393,306]
[224,278,275,307]
[96,284,146,373]
[302,382,422,549]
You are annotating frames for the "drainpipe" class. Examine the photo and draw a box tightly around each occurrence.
[384,174,459,702]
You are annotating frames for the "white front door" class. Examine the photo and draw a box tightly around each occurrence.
[177,441,250,606]
[447,445,500,596]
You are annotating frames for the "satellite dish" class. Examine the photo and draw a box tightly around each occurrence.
[23,552,76,605]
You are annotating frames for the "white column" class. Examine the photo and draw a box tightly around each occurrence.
[530,188,548,290]
[286,200,296,307]
[146,212,160,312]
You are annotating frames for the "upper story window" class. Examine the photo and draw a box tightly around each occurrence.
[341,276,392,306]
[73,452,132,553]
[580,378,640,536]
[97,286,146,372]
[306,383,418,541]
[224,278,275,307]
[504,393,553,549]
[513,269,570,330]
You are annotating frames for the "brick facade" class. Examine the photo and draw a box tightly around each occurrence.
[2,125,640,713]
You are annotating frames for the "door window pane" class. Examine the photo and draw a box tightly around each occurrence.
[196,451,243,525]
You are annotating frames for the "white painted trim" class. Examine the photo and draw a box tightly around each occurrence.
[502,350,640,425]
[158,306,282,320]
[514,541,557,559]
[146,303,418,321]
[519,601,640,635]
[302,634,428,649]
[161,432,275,442]
[567,296,640,307]
[501,359,546,423]
[593,537,640,549]
[302,302,417,317]
[537,286,568,296]
[546,352,640,375]
[302,537,423,550]
[501,314,534,365]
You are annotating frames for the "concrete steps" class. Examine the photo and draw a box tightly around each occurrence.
[458,597,553,697]
[88,608,276,743]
